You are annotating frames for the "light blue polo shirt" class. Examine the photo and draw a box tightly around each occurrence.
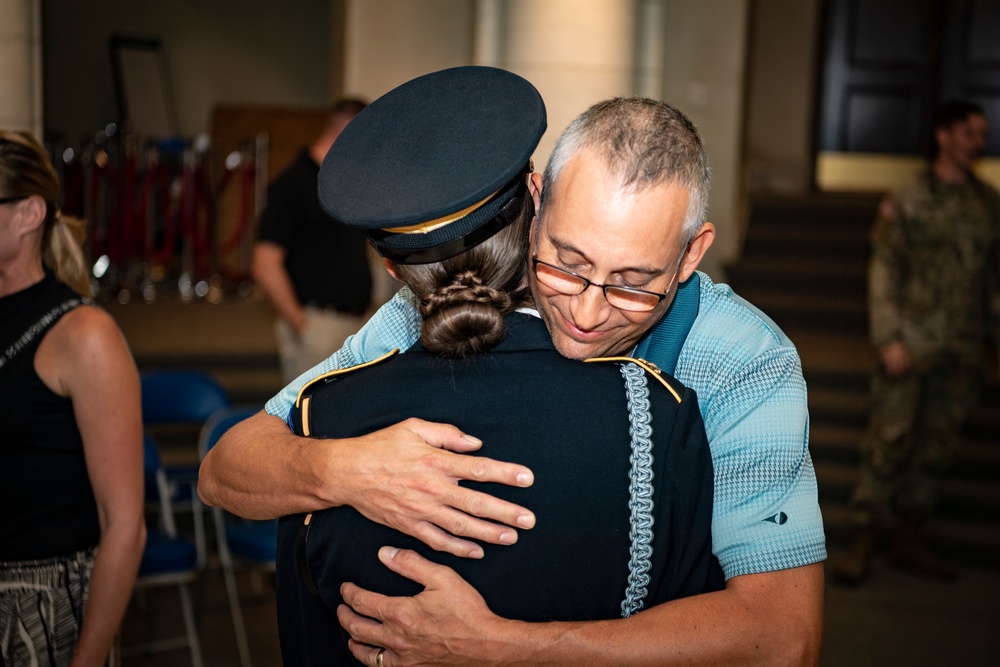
[266,272,827,579]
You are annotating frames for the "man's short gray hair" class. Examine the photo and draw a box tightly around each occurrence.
[541,97,712,243]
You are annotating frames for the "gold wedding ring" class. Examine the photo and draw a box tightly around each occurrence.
[376,648,386,667]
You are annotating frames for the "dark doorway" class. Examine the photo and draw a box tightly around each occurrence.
[818,0,1000,157]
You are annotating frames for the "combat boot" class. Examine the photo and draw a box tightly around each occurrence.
[887,515,958,582]
[830,527,877,585]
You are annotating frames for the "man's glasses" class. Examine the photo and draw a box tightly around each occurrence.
[532,257,671,312]
[0,196,27,205]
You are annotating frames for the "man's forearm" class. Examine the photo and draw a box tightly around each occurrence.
[342,552,823,667]
[199,411,333,519]
[510,565,823,667]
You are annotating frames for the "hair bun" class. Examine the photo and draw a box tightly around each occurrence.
[418,270,512,358]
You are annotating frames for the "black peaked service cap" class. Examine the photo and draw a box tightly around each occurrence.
[318,66,546,264]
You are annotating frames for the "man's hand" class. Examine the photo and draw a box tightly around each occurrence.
[339,547,514,667]
[338,549,824,667]
[328,418,537,558]
[252,241,306,334]
[198,412,536,558]
[879,340,911,377]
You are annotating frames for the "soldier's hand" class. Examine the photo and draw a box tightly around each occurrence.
[879,341,911,377]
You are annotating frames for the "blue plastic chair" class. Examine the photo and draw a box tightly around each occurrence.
[126,433,204,666]
[199,404,275,667]
[141,370,232,424]
[141,370,231,564]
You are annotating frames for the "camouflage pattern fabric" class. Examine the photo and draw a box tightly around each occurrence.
[851,171,999,527]
[851,361,983,525]
[868,171,1000,359]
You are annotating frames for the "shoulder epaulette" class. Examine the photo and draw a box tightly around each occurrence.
[583,356,683,403]
[294,349,401,410]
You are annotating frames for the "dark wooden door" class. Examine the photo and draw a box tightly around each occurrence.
[940,0,1000,154]
[818,0,1000,156]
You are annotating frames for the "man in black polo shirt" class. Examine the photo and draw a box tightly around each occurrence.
[253,99,373,383]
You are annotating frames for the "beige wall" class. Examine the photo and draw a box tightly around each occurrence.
[502,0,636,166]
[0,0,42,136]
[342,0,474,102]
[659,0,750,276]
[42,0,331,145]
[744,0,821,196]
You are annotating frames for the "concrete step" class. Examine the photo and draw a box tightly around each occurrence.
[820,502,1000,566]
[746,193,879,231]
[728,256,868,297]
[816,461,1000,524]
[792,330,874,379]
[742,230,870,262]
[810,421,1000,479]
[733,288,869,333]
[806,379,1000,434]
[808,385,869,425]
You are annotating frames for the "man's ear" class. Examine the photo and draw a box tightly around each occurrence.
[678,222,715,283]
[527,172,543,249]
[528,172,542,215]
[382,258,401,281]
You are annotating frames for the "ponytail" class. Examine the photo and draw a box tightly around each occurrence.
[43,211,91,297]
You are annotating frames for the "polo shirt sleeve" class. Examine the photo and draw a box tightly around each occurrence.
[265,287,422,423]
[704,344,826,580]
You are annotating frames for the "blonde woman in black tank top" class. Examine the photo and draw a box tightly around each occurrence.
[0,130,145,666]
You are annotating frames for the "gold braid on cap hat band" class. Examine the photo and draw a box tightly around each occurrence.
[385,190,497,234]
[382,160,532,235]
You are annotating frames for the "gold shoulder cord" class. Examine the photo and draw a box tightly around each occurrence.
[295,349,402,436]
[583,356,682,403]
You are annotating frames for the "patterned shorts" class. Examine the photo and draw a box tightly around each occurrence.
[0,548,115,667]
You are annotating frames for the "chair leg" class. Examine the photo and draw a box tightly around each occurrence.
[222,563,253,667]
[177,583,204,667]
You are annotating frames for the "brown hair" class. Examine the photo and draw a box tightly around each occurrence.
[393,198,533,358]
[0,130,90,296]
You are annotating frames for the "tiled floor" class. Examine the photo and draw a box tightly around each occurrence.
[822,560,1000,667]
[120,567,281,667]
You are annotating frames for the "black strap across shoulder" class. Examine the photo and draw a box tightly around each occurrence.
[0,296,90,377]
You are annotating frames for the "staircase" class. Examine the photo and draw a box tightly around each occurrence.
[728,194,1000,565]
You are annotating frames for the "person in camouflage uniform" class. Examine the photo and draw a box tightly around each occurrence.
[832,100,1000,585]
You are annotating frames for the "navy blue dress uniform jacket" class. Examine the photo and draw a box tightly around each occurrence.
[276,313,723,665]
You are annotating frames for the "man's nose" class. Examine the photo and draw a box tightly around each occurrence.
[568,284,612,331]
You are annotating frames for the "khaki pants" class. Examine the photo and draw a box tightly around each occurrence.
[275,307,367,385]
